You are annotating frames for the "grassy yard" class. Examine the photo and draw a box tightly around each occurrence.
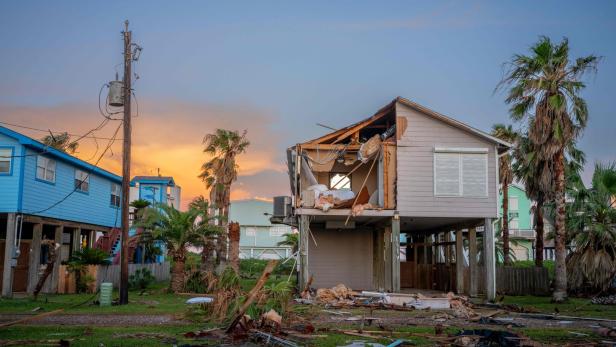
[501,295,616,319]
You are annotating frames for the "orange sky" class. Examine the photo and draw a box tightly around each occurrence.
[0,99,291,209]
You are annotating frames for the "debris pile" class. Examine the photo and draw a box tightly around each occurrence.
[592,294,616,305]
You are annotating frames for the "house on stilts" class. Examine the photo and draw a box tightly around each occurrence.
[274,97,511,300]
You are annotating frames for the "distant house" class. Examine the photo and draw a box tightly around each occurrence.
[229,199,294,260]
[0,125,122,296]
[497,184,535,261]
[129,176,181,211]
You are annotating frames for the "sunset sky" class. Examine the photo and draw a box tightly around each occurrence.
[1,1,615,209]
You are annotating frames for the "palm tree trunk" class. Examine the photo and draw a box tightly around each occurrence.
[228,221,240,272]
[201,190,218,272]
[170,252,186,293]
[552,150,568,302]
[535,197,544,267]
[502,184,511,265]
[216,188,230,268]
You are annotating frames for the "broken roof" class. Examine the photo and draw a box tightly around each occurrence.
[303,97,512,149]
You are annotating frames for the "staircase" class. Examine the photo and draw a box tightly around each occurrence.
[94,228,122,258]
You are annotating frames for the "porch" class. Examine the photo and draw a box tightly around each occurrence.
[0,213,113,297]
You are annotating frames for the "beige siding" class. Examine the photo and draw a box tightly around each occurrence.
[396,102,498,218]
[308,228,374,290]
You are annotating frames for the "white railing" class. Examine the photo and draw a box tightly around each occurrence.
[508,229,535,239]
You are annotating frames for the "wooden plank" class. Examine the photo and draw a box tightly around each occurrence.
[468,227,478,297]
[391,215,400,292]
[455,229,464,294]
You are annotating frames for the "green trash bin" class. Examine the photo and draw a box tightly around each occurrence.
[99,282,113,306]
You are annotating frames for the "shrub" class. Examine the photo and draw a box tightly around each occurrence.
[129,268,156,293]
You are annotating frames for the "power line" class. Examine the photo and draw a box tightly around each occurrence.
[0,121,123,140]
[23,121,123,215]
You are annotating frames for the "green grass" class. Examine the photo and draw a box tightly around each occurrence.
[0,282,188,315]
[502,295,616,319]
[0,324,212,346]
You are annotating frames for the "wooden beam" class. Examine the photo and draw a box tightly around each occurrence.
[455,229,464,294]
[2,213,16,297]
[469,227,478,297]
[484,218,496,301]
[27,223,43,294]
[50,225,64,294]
[298,215,310,290]
[299,143,361,150]
[22,215,112,232]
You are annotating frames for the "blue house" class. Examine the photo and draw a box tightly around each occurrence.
[0,125,122,296]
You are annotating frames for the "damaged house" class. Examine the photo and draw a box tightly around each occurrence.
[278,97,510,300]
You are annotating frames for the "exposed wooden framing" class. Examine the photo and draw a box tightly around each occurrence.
[383,143,396,209]
[308,101,395,145]
[383,226,392,291]
[455,229,464,294]
[468,227,478,297]
[27,223,42,294]
[299,143,361,150]
[21,215,113,233]
[1,213,16,297]
[391,213,400,292]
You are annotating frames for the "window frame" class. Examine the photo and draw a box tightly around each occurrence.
[74,169,90,193]
[433,148,489,198]
[509,196,519,211]
[36,155,56,184]
[329,172,351,190]
[0,147,14,176]
[110,183,121,208]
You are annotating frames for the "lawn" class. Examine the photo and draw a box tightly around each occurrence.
[501,295,616,319]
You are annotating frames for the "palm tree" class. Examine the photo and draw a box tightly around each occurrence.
[140,204,219,292]
[491,124,518,265]
[198,129,250,268]
[41,132,79,153]
[566,162,616,293]
[277,232,299,255]
[499,36,599,302]
[189,195,221,272]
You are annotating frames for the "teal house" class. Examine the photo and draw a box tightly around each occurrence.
[229,199,294,259]
[497,183,535,261]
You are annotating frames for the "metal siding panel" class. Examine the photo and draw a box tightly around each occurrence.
[396,103,497,218]
[308,228,374,290]
[21,148,121,227]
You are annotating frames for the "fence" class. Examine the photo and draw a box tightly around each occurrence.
[96,262,170,289]
[401,262,550,296]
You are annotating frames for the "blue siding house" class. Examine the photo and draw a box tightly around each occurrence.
[0,125,122,296]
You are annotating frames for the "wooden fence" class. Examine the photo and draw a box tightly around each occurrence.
[401,262,550,295]
[96,262,170,289]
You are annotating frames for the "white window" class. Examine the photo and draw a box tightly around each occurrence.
[110,183,121,207]
[434,149,488,197]
[509,219,519,230]
[509,196,519,211]
[0,148,12,174]
[245,227,256,237]
[75,169,90,192]
[269,226,287,237]
[36,156,56,183]
[330,173,351,189]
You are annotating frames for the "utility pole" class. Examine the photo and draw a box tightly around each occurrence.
[119,20,132,305]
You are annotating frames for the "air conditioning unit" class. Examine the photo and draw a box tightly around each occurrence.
[273,196,292,218]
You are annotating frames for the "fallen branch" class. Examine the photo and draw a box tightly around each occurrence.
[225,259,278,333]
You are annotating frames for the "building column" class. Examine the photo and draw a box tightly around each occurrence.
[484,218,496,301]
[72,228,82,253]
[455,228,464,294]
[468,227,478,297]
[391,213,400,292]
[50,225,64,294]
[298,215,310,290]
[2,213,17,297]
[27,223,43,294]
[383,226,392,292]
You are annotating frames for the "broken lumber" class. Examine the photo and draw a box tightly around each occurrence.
[225,259,278,333]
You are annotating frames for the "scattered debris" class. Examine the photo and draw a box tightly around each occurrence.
[592,294,616,305]
[250,329,298,347]
[185,297,214,305]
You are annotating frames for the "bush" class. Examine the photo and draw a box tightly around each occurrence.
[69,248,111,265]
[239,259,294,280]
[129,268,156,293]
[512,260,555,280]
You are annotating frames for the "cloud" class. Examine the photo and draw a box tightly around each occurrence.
[0,99,288,209]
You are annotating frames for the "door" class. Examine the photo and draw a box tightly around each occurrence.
[0,241,30,292]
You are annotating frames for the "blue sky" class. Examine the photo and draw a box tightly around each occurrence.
[0,1,614,203]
